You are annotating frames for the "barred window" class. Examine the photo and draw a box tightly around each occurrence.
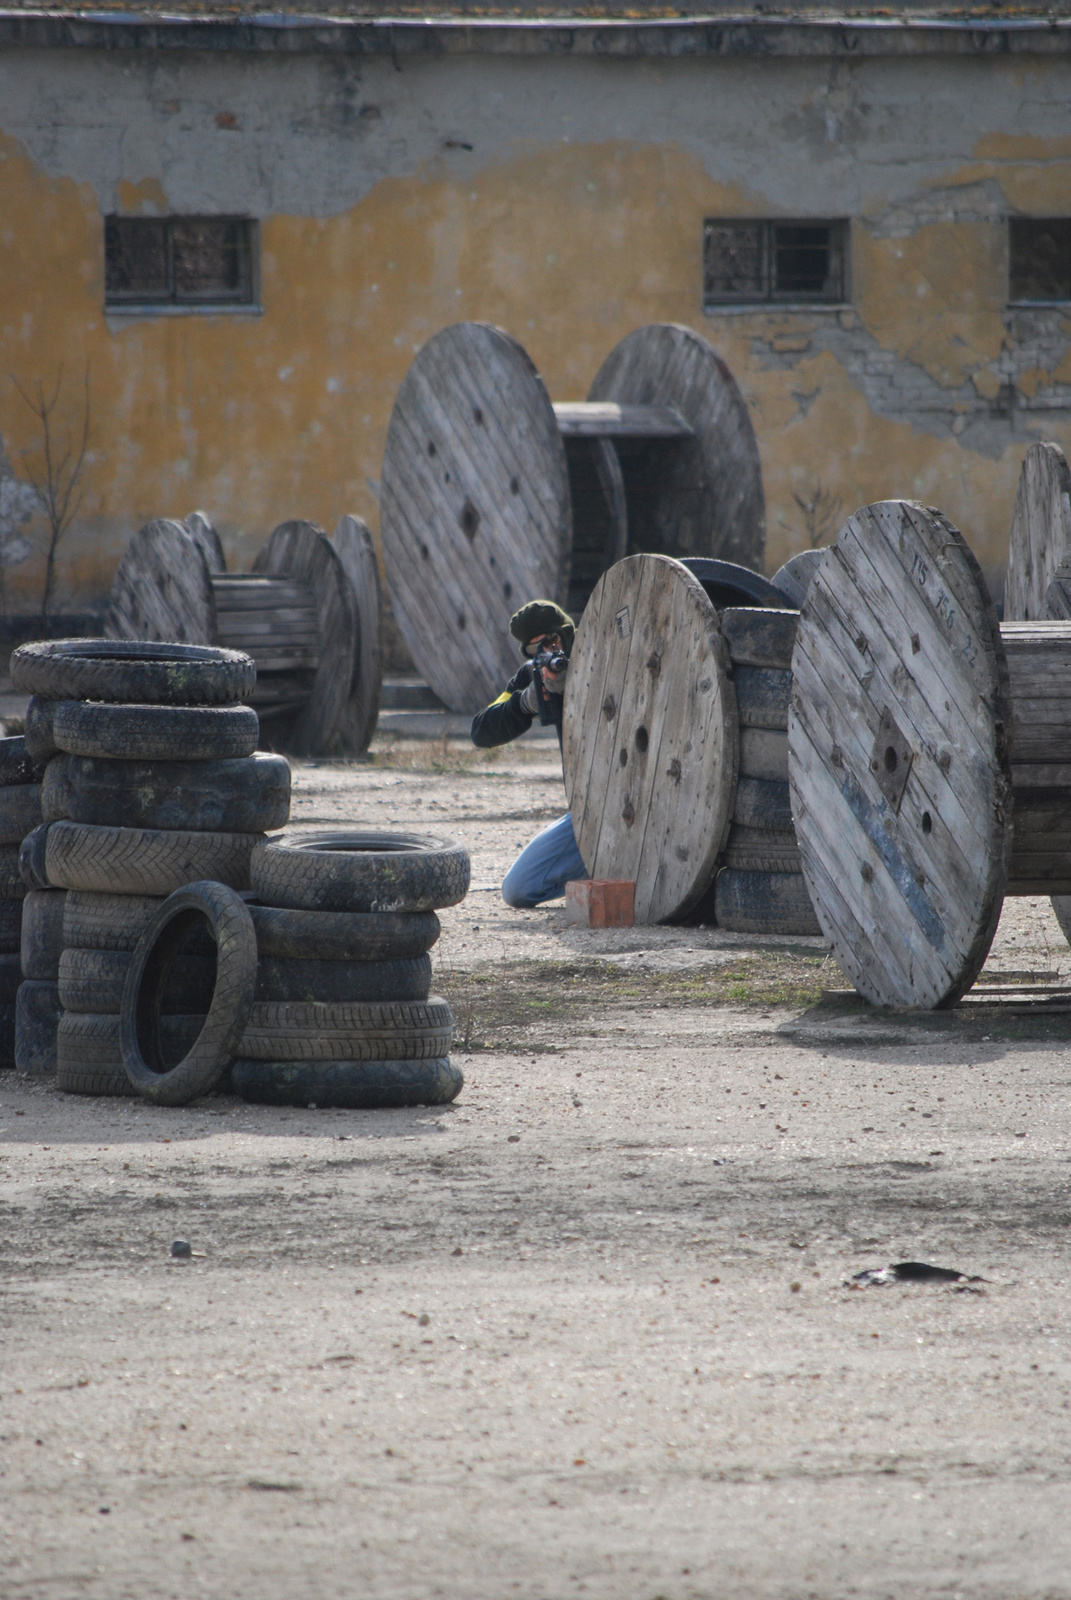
[1009,218,1071,305]
[703,219,848,307]
[105,216,256,307]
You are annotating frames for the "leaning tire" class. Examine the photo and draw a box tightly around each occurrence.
[59,945,217,1015]
[51,700,260,763]
[20,888,66,980]
[232,1055,463,1109]
[0,845,27,901]
[713,867,821,937]
[63,890,164,953]
[57,1011,205,1097]
[254,954,431,1004]
[46,821,263,896]
[121,881,258,1105]
[0,784,41,846]
[0,735,44,787]
[15,980,62,1075]
[249,904,440,961]
[24,698,58,763]
[239,997,453,1061]
[19,824,51,891]
[10,638,255,706]
[250,832,470,914]
[0,953,22,1004]
[45,751,292,833]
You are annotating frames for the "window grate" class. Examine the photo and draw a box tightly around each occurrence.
[703,219,847,307]
[105,216,255,307]
[1009,218,1071,305]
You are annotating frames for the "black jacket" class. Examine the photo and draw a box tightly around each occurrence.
[470,661,564,749]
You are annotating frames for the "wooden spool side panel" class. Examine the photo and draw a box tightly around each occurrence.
[564,553,737,924]
[771,549,827,608]
[185,511,227,575]
[1002,621,1071,763]
[380,322,571,713]
[253,521,357,756]
[104,520,216,646]
[587,324,765,572]
[789,500,1012,1009]
[1005,441,1071,621]
[332,515,384,755]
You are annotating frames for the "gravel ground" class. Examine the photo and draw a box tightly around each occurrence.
[2,735,1070,1600]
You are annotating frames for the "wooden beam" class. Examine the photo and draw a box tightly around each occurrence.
[553,402,693,439]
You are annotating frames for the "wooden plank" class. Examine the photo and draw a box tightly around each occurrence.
[587,323,765,571]
[787,499,1011,1010]
[563,553,737,924]
[103,519,215,646]
[553,402,693,439]
[332,515,384,755]
[1005,440,1071,621]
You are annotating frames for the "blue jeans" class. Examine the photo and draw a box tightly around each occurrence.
[501,812,588,908]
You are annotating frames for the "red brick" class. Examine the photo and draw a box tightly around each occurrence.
[564,879,635,928]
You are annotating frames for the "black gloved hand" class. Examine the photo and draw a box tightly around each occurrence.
[518,680,539,716]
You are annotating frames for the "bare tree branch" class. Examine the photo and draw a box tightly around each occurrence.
[12,364,92,618]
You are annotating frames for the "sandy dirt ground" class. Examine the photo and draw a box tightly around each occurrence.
[2,733,1071,1600]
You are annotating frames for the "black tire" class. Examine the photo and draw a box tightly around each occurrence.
[46,821,263,896]
[721,825,802,874]
[46,752,292,834]
[0,845,27,901]
[239,997,453,1061]
[713,868,821,936]
[0,953,22,1004]
[19,823,52,891]
[24,698,58,763]
[52,700,260,764]
[0,784,42,846]
[249,903,440,961]
[232,1055,463,1109]
[121,881,258,1105]
[20,888,66,980]
[731,777,794,833]
[0,735,45,787]
[0,897,23,955]
[733,666,792,731]
[10,638,255,706]
[15,980,62,1076]
[251,831,470,914]
[59,945,218,1015]
[57,1011,205,1097]
[0,1002,15,1067]
[254,953,431,1004]
[63,890,164,953]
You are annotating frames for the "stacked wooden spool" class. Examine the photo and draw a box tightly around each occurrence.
[103,513,382,758]
[787,497,1071,1009]
[563,552,820,933]
[379,321,766,713]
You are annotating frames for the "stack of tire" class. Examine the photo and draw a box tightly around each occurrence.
[112,832,468,1109]
[8,639,289,1096]
[0,736,46,1070]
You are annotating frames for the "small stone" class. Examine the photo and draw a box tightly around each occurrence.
[790,1282,802,1293]
[171,1239,192,1259]
[451,1246,463,1256]
[507,1135,520,1144]
[418,1312,430,1327]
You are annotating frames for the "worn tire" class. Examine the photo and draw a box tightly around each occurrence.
[232,1055,463,1109]
[20,888,66,980]
[15,980,62,1076]
[731,777,794,833]
[240,997,453,1061]
[57,1011,205,1098]
[63,891,164,953]
[0,735,45,787]
[10,638,255,707]
[24,698,58,763]
[44,752,292,834]
[46,821,263,896]
[249,904,439,961]
[19,824,52,891]
[721,825,803,874]
[254,953,431,1004]
[121,881,258,1105]
[51,700,260,763]
[0,845,27,901]
[0,1002,15,1067]
[0,784,41,846]
[0,897,23,954]
[251,832,470,914]
[59,945,218,1015]
[0,953,22,1004]
[713,868,821,937]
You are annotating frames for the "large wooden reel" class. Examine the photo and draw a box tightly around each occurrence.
[380,323,571,713]
[564,554,738,924]
[788,501,1012,1010]
[1005,441,1071,622]
[587,324,765,573]
[332,515,383,755]
[104,519,215,645]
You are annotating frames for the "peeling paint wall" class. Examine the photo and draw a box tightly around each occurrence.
[2,44,1070,610]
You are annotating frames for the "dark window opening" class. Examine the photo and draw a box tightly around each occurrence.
[1009,217,1071,304]
[105,216,256,307]
[703,219,847,307]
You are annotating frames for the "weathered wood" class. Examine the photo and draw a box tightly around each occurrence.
[212,574,321,691]
[380,322,571,713]
[553,402,693,439]
[1005,441,1071,622]
[681,560,789,612]
[252,521,357,755]
[1001,620,1071,762]
[104,520,216,646]
[332,515,383,755]
[720,608,797,670]
[587,324,765,571]
[185,511,227,575]
[714,867,821,937]
[563,553,737,925]
[771,548,827,608]
[788,500,1012,1010]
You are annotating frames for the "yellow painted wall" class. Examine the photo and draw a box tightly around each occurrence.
[2,88,1071,614]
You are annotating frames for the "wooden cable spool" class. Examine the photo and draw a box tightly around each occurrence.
[332,515,383,754]
[380,321,766,713]
[787,497,1071,1010]
[105,516,371,757]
